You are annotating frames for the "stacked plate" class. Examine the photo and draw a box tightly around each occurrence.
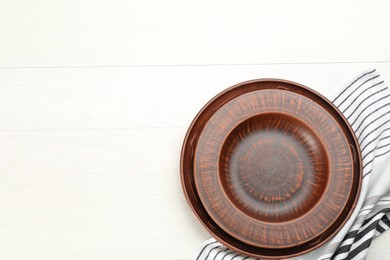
[181,79,362,259]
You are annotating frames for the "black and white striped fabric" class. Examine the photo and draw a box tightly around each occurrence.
[192,69,390,260]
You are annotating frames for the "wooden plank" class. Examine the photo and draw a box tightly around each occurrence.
[0,63,389,132]
[0,0,389,67]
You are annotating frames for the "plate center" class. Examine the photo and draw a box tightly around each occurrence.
[233,131,305,203]
[219,113,329,222]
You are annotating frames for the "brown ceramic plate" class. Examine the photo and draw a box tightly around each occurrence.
[181,79,362,259]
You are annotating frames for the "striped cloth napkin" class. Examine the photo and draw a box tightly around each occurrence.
[192,69,390,260]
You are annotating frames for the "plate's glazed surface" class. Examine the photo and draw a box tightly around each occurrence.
[181,79,361,259]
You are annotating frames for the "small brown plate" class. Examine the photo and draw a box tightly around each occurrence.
[181,79,361,259]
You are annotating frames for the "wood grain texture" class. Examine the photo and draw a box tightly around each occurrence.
[0,128,204,260]
[0,63,389,132]
[0,0,390,67]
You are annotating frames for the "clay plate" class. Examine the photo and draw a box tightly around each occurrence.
[181,79,361,259]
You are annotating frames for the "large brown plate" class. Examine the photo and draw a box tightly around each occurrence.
[181,79,362,259]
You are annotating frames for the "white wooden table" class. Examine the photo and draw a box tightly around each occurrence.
[0,1,390,259]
